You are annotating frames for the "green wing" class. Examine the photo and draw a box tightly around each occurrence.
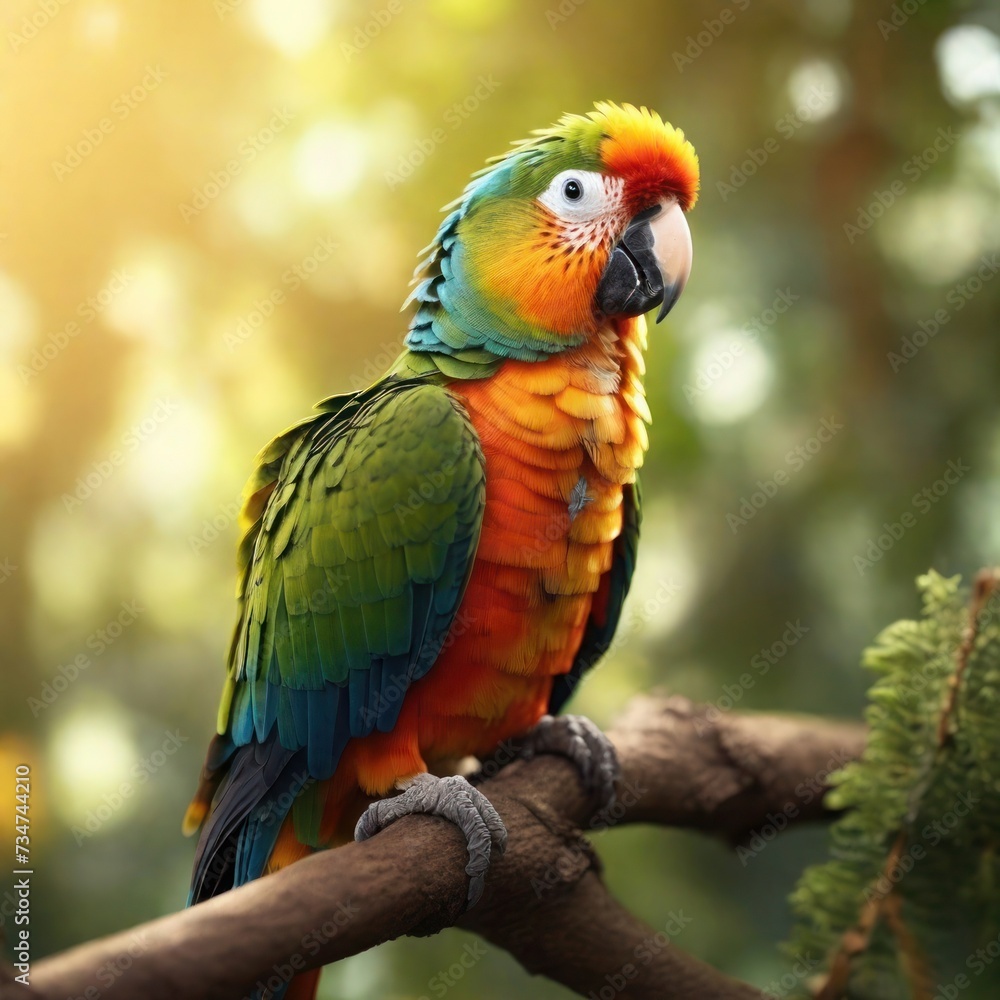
[188,376,484,902]
[220,376,485,778]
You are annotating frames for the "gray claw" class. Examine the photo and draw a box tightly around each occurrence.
[520,714,620,810]
[354,773,507,906]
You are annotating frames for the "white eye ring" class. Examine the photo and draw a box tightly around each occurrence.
[537,169,607,221]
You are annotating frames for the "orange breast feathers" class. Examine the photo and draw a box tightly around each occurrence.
[400,316,651,757]
[453,314,648,598]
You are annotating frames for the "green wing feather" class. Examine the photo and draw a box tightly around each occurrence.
[217,375,485,790]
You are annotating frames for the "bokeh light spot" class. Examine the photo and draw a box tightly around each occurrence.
[785,58,843,125]
[103,251,186,347]
[684,330,775,426]
[247,0,336,57]
[293,121,367,201]
[78,3,122,47]
[936,25,1000,105]
[880,187,998,284]
[49,702,138,828]
[0,366,40,447]
[0,270,38,362]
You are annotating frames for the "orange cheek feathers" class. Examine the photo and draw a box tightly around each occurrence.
[475,223,610,337]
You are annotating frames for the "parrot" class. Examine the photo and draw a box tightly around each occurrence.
[184,101,699,1000]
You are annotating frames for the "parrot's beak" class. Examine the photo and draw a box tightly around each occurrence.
[595,198,693,323]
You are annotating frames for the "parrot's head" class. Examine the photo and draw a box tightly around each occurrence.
[406,101,699,362]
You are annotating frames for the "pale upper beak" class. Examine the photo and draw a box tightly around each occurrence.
[648,199,693,322]
[594,197,693,322]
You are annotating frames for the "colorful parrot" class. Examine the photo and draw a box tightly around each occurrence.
[185,101,698,1000]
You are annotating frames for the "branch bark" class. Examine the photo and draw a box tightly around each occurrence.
[15,695,866,1000]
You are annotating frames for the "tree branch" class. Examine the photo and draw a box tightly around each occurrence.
[19,696,865,1000]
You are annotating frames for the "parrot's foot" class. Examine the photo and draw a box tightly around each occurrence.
[354,773,506,907]
[519,714,620,811]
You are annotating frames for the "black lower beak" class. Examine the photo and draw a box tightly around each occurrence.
[595,206,665,320]
[595,199,692,323]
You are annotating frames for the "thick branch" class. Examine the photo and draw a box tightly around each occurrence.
[20,696,865,1000]
[466,869,762,1000]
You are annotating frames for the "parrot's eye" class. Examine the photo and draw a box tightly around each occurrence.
[538,169,609,223]
[562,178,583,200]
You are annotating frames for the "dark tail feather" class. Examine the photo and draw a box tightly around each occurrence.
[182,733,233,837]
[187,734,307,905]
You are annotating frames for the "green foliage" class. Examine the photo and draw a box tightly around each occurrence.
[788,572,1000,999]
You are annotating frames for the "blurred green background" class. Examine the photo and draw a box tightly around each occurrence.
[1,0,999,996]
